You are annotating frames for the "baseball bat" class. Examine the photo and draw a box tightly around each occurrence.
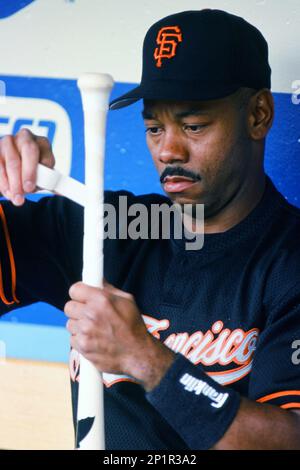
[76,73,114,449]
[36,72,114,449]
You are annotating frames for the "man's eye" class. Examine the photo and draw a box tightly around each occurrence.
[183,124,207,133]
[146,127,162,135]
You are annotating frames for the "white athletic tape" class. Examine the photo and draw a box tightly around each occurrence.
[36,163,86,207]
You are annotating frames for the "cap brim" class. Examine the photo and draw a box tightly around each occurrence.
[109,81,242,110]
[109,85,143,110]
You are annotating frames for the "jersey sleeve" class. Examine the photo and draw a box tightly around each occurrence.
[248,283,300,410]
[0,190,139,316]
[0,195,83,315]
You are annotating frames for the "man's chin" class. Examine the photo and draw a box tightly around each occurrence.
[165,192,205,207]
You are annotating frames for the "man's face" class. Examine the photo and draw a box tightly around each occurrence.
[143,93,252,218]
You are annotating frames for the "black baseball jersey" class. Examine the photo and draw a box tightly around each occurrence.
[0,175,300,449]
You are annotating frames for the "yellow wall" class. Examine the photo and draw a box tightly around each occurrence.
[0,359,74,450]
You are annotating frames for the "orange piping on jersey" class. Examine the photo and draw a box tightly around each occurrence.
[0,205,19,305]
[280,403,300,409]
[103,377,138,388]
[257,391,300,403]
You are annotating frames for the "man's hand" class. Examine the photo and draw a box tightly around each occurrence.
[64,281,176,392]
[0,129,55,206]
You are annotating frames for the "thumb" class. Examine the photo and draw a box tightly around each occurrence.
[103,278,134,301]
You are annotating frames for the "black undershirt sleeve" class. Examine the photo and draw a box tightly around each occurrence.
[248,284,300,409]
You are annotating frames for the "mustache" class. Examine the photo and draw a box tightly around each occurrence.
[160,167,202,183]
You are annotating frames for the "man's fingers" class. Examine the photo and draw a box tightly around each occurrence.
[69,281,119,304]
[70,334,96,355]
[1,135,24,205]
[69,282,101,303]
[17,132,40,193]
[35,136,56,168]
[66,318,98,338]
[0,159,10,198]
[0,129,55,205]
[64,299,103,325]
[103,279,134,300]
[64,300,86,319]
[66,318,78,335]
[15,130,55,193]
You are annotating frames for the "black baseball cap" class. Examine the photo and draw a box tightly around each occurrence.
[109,9,271,110]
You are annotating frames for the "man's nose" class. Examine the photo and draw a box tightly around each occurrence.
[158,130,189,164]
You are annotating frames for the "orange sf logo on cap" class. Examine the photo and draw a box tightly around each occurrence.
[154,26,182,68]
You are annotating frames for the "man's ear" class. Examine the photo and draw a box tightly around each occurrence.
[247,89,274,140]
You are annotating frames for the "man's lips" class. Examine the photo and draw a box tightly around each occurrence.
[163,176,198,193]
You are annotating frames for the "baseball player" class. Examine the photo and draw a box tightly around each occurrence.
[0,10,300,449]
